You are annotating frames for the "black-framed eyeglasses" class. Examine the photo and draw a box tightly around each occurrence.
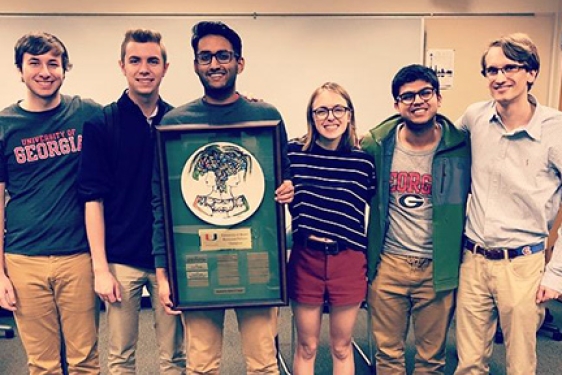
[395,87,435,105]
[481,64,528,78]
[311,105,350,120]
[195,50,238,65]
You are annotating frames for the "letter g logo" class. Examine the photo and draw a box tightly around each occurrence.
[399,194,424,208]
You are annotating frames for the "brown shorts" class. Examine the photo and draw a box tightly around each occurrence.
[287,242,367,306]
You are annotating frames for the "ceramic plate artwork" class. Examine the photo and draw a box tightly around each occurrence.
[181,142,265,226]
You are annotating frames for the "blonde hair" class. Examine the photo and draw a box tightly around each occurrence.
[301,82,357,152]
[481,33,540,90]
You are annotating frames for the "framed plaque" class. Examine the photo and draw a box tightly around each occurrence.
[155,120,288,310]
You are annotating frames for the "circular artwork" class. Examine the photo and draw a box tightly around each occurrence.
[181,142,265,226]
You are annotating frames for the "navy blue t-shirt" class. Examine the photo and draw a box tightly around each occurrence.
[0,95,101,255]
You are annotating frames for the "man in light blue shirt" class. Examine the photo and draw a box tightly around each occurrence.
[454,33,562,375]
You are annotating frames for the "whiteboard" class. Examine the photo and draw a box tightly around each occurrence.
[0,16,423,137]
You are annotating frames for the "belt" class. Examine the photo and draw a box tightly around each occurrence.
[298,236,344,255]
[464,238,544,260]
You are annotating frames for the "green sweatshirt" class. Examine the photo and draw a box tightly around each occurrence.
[361,113,471,292]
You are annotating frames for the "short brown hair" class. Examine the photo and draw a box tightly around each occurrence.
[120,29,167,63]
[14,32,72,72]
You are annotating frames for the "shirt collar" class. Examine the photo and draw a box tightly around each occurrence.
[489,94,542,141]
[121,89,160,124]
[146,106,159,125]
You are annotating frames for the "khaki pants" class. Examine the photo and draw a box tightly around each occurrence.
[182,307,279,374]
[454,250,545,375]
[368,253,455,375]
[106,263,186,375]
[6,252,99,375]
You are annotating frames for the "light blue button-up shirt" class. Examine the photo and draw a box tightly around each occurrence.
[458,95,562,292]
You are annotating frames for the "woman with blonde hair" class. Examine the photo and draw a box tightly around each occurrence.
[287,82,376,374]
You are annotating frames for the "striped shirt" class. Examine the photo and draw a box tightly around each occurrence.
[288,140,376,251]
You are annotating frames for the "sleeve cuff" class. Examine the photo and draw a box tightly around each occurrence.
[541,268,562,294]
[154,254,168,269]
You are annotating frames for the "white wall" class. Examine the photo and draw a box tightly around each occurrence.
[0,16,422,137]
[1,1,561,119]
[426,15,556,120]
[0,0,560,15]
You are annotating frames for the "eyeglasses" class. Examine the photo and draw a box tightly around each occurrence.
[395,88,435,105]
[482,64,528,78]
[195,50,238,65]
[311,105,350,120]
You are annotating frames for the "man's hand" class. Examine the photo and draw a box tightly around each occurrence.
[275,180,294,204]
[94,269,122,303]
[0,273,16,311]
[536,284,561,304]
[158,277,181,316]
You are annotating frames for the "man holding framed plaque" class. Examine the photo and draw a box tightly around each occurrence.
[152,21,293,374]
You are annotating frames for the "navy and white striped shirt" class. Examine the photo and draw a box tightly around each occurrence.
[288,140,376,252]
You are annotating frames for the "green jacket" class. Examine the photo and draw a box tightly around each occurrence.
[361,114,471,292]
